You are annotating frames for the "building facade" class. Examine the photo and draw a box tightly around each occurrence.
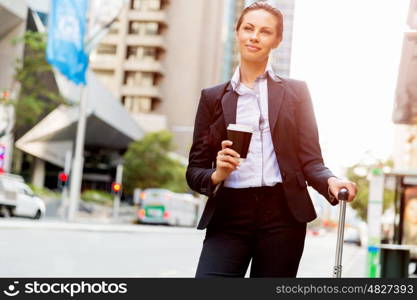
[0,0,28,173]
[90,0,225,157]
[392,0,417,170]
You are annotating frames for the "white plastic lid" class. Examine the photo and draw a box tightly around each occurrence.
[227,124,253,133]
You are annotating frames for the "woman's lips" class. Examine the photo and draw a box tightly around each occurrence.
[245,45,261,52]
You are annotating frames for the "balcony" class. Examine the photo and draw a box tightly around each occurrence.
[100,35,119,45]
[126,35,165,48]
[90,54,118,70]
[123,59,164,73]
[121,85,161,99]
[127,10,167,24]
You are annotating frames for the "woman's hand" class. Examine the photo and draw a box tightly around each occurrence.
[328,177,357,202]
[211,140,241,185]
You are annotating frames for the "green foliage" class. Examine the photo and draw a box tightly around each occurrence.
[27,183,60,199]
[122,131,188,194]
[81,189,113,206]
[346,158,395,221]
[13,31,66,138]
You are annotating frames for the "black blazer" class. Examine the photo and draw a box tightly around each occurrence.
[186,76,337,230]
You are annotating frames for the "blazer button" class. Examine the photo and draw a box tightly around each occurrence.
[282,172,287,181]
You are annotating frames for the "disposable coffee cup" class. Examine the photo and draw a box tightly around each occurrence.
[227,124,253,159]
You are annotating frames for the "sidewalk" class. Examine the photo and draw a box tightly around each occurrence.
[0,218,200,234]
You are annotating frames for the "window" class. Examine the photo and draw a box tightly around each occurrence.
[96,44,117,55]
[128,21,160,35]
[144,0,160,11]
[144,22,159,35]
[130,0,161,11]
[126,46,158,60]
[143,47,157,60]
[108,20,119,34]
[122,96,152,113]
[129,21,141,35]
[126,46,139,60]
[124,71,155,86]
[124,71,137,86]
[130,0,141,10]
[141,72,154,86]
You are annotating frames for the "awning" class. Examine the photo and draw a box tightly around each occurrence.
[16,71,145,167]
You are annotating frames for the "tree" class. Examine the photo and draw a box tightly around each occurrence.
[345,158,395,221]
[122,131,188,194]
[13,31,66,139]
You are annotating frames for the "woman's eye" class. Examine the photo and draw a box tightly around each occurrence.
[243,26,253,31]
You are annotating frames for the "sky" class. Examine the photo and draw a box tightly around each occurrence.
[290,0,410,176]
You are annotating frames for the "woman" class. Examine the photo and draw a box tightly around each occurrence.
[186,2,357,278]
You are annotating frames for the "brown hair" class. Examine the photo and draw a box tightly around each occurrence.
[235,1,284,39]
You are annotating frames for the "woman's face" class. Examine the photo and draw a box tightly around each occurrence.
[236,9,281,64]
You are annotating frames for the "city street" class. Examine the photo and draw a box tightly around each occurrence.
[0,219,367,277]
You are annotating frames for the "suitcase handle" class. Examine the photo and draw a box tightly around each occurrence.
[338,188,349,201]
[333,188,349,278]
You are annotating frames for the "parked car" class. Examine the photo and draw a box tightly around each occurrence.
[0,173,45,219]
[14,181,46,219]
[344,220,368,247]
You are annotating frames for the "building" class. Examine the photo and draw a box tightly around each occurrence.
[392,0,417,170]
[90,0,225,157]
[269,0,295,77]
[7,2,146,192]
[0,0,28,173]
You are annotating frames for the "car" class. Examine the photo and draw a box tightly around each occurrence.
[14,181,46,219]
[0,173,45,219]
[344,227,362,246]
[343,220,368,247]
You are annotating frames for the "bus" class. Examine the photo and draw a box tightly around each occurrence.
[137,188,201,227]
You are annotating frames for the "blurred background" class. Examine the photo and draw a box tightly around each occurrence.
[0,0,416,278]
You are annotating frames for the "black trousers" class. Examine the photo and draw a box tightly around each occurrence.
[195,183,306,278]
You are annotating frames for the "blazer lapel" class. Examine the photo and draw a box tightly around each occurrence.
[220,77,285,132]
[267,76,286,133]
[221,84,239,126]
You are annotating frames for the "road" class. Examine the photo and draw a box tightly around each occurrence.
[0,219,367,277]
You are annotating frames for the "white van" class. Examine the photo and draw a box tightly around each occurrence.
[0,173,45,219]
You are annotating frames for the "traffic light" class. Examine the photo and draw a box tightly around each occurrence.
[58,172,69,189]
[111,182,122,195]
[1,90,9,102]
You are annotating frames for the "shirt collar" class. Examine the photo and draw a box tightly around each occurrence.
[230,63,281,92]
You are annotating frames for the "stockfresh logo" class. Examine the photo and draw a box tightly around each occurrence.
[3,281,20,297]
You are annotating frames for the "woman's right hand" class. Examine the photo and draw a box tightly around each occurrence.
[211,140,241,185]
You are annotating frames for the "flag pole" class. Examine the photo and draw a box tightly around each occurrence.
[68,85,88,221]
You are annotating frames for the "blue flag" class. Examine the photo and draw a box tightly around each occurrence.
[46,0,89,85]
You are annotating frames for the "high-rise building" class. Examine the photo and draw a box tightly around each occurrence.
[269,0,295,77]
[90,0,225,156]
[392,0,417,170]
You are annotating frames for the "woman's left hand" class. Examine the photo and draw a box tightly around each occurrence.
[328,177,357,202]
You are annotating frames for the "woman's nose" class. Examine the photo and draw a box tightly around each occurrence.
[250,31,259,41]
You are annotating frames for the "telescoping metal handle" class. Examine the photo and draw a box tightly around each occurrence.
[333,188,349,278]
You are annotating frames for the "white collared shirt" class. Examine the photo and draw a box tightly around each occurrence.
[223,64,282,188]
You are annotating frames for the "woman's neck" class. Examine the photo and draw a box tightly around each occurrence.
[239,58,268,88]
